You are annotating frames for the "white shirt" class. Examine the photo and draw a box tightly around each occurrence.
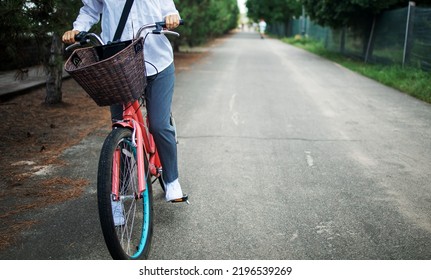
[258,20,267,32]
[73,0,180,75]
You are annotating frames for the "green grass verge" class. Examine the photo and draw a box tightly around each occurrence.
[281,37,431,104]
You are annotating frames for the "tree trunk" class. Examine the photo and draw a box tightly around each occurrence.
[45,33,63,104]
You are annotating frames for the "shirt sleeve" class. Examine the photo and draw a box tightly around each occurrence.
[160,0,180,18]
[73,0,103,31]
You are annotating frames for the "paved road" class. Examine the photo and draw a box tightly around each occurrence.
[2,31,431,260]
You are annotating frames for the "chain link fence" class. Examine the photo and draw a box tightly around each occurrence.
[269,3,431,71]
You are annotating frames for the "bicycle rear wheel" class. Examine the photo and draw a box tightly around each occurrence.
[97,127,153,259]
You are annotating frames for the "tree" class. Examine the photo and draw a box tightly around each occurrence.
[302,0,431,30]
[0,0,33,71]
[174,0,239,47]
[246,0,302,24]
[28,0,83,104]
[0,0,82,104]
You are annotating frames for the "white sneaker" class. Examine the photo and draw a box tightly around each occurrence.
[111,200,125,226]
[165,179,183,201]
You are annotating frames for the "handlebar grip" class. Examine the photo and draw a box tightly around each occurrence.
[74,31,88,42]
[155,19,184,28]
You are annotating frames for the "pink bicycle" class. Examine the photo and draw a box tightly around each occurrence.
[65,21,187,260]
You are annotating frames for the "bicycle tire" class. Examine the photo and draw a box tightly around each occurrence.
[97,127,153,260]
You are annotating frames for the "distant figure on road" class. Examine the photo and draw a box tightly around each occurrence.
[258,18,267,39]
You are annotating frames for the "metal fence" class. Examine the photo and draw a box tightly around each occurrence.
[269,3,431,71]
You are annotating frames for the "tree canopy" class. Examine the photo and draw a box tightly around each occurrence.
[302,0,431,30]
[174,0,239,47]
[246,0,302,24]
[0,0,82,70]
[245,0,431,31]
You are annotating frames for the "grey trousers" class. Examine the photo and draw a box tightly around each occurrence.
[110,63,178,184]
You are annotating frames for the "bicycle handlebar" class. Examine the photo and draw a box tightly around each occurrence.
[65,20,184,52]
[136,19,184,38]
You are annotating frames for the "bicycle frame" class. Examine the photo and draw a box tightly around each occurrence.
[111,99,162,200]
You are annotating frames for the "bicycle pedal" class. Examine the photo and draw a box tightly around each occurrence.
[169,195,189,204]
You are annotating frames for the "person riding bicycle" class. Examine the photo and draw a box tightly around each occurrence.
[62,0,185,202]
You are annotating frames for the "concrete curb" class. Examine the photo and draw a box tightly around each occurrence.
[0,66,70,98]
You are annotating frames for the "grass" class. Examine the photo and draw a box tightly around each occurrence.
[281,36,431,104]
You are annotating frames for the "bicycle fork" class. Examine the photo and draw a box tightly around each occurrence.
[111,120,147,200]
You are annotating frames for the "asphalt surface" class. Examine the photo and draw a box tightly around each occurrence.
[1,31,431,260]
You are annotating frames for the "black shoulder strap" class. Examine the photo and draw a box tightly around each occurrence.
[112,0,134,42]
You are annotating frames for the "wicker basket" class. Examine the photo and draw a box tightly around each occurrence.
[64,38,146,106]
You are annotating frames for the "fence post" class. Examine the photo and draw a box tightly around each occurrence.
[365,16,377,63]
[340,27,346,54]
[324,28,330,49]
[403,1,416,67]
[301,5,306,36]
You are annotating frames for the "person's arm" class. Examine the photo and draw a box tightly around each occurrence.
[161,0,180,29]
[62,0,103,44]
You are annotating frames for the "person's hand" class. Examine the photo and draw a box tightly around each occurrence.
[165,14,180,30]
[62,30,80,44]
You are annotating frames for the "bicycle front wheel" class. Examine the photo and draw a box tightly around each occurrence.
[97,127,153,260]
